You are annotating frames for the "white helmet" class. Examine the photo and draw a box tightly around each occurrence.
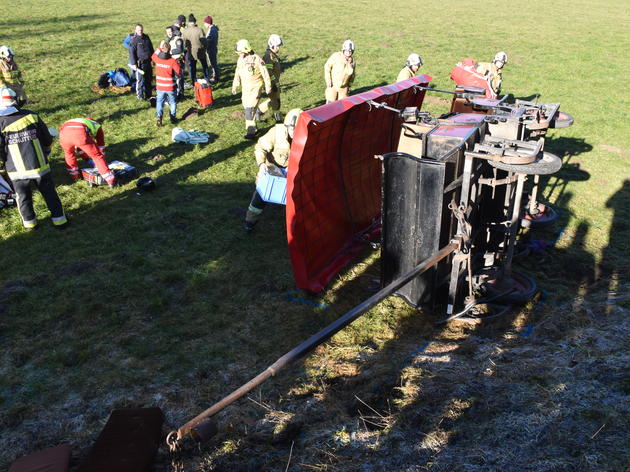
[0,45,14,59]
[284,108,303,138]
[342,39,355,52]
[0,87,17,108]
[494,51,508,64]
[235,39,252,54]
[406,53,423,67]
[268,34,283,49]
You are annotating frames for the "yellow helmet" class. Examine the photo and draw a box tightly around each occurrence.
[235,39,252,54]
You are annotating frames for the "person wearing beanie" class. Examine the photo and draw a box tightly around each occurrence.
[203,15,220,83]
[203,15,219,83]
[172,15,186,35]
[182,14,210,83]
[152,41,181,126]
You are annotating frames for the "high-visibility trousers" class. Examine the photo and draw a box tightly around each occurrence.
[59,126,114,185]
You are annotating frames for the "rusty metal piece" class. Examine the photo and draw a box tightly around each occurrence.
[169,242,458,446]
[9,444,71,472]
[77,408,164,472]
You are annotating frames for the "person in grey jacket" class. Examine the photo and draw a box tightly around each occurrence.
[203,15,220,83]
[182,14,209,83]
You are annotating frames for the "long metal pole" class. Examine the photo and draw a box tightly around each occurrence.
[173,241,459,441]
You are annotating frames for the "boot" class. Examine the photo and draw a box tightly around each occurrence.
[170,115,178,124]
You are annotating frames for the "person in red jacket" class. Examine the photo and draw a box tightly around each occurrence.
[152,40,181,126]
[59,117,116,187]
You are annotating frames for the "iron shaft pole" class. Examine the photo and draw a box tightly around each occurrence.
[176,241,458,439]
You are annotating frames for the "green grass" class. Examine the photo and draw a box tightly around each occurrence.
[1,0,629,470]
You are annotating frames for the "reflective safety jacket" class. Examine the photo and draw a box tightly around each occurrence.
[233,53,272,108]
[0,59,23,87]
[152,51,181,92]
[263,48,281,86]
[0,108,53,180]
[255,124,291,168]
[61,117,105,149]
[476,62,503,94]
[167,35,185,60]
[0,59,27,103]
[324,51,355,89]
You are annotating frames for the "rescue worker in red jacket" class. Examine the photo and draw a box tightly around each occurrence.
[0,87,68,229]
[152,41,181,126]
[59,117,116,187]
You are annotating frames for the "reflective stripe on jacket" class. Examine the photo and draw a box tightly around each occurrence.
[0,109,53,179]
[152,52,181,92]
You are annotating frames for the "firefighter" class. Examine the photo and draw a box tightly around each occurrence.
[232,40,272,140]
[258,34,283,122]
[166,26,185,99]
[152,41,181,126]
[324,40,356,103]
[59,117,116,187]
[244,108,302,232]
[0,87,68,229]
[0,46,27,107]
[128,24,154,100]
[396,53,423,82]
[476,51,507,95]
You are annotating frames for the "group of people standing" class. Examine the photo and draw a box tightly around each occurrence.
[0,18,508,232]
[124,14,220,126]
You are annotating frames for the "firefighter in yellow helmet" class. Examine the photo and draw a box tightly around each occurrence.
[324,40,356,103]
[0,46,27,107]
[476,51,507,95]
[396,53,423,82]
[232,39,272,139]
[244,108,302,232]
[258,34,284,123]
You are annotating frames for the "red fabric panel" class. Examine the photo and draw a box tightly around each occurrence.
[286,74,432,292]
[449,62,496,98]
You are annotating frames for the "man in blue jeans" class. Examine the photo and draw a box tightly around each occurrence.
[151,41,181,126]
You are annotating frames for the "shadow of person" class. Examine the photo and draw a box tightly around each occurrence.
[599,179,630,310]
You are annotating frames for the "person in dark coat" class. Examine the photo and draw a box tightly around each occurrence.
[128,24,154,100]
[203,15,220,83]
[182,14,209,83]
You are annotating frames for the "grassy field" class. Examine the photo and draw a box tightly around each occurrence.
[1,0,629,470]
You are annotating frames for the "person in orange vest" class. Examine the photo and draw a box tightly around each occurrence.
[152,40,181,126]
[59,118,116,187]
